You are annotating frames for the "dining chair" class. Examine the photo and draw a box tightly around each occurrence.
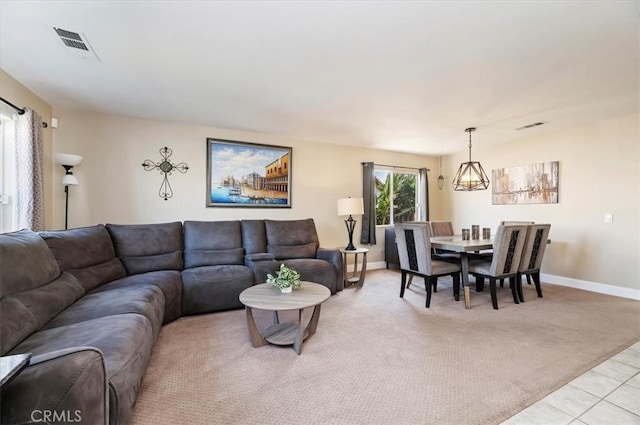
[430,221,454,237]
[468,224,527,310]
[429,221,460,263]
[498,221,534,285]
[395,222,461,308]
[516,223,551,302]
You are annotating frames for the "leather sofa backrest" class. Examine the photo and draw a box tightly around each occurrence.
[241,220,267,254]
[183,220,244,267]
[264,218,319,260]
[107,222,184,275]
[40,225,126,292]
[0,230,84,355]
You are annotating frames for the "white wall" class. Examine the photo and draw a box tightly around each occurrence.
[51,108,441,263]
[441,113,639,292]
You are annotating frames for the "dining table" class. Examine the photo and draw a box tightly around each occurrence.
[430,236,494,309]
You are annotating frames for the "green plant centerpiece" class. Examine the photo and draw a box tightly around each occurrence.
[266,264,302,293]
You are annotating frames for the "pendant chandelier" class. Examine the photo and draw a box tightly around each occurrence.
[452,127,490,191]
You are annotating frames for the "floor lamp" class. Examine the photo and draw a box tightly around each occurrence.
[55,153,82,230]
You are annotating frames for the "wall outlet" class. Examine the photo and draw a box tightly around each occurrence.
[604,213,613,223]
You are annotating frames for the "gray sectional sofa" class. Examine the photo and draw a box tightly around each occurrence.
[0,218,342,425]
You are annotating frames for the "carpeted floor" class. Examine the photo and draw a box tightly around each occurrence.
[131,269,640,425]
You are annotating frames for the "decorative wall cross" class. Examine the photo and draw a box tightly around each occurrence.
[141,147,189,200]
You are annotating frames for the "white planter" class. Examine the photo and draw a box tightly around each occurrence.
[280,286,292,294]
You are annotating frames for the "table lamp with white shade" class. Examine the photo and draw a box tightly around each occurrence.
[55,153,82,230]
[337,197,364,251]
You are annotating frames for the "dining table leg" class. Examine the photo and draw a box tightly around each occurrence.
[461,252,471,309]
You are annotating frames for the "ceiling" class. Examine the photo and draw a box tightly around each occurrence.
[0,1,638,155]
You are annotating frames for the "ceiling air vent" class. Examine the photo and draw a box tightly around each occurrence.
[516,121,548,131]
[52,27,99,60]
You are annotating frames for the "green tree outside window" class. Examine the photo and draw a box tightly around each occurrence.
[375,169,417,225]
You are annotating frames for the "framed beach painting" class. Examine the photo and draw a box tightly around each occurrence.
[492,161,559,205]
[206,138,292,208]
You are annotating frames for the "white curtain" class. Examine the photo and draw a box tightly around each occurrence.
[13,109,45,231]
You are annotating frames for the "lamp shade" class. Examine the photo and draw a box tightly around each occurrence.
[55,153,82,167]
[337,197,364,216]
[61,174,79,186]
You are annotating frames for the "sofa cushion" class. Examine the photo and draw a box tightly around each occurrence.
[181,265,254,314]
[0,230,85,355]
[0,297,36,356]
[241,220,267,254]
[184,220,244,267]
[264,219,319,260]
[10,314,154,425]
[6,272,84,331]
[91,270,182,324]
[40,225,126,292]
[107,222,183,274]
[43,285,165,340]
[1,272,85,355]
[0,230,60,296]
[268,242,318,260]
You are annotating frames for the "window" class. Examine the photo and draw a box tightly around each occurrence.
[0,115,16,233]
[374,167,419,225]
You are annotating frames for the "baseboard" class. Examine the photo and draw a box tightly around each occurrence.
[369,261,390,271]
[540,273,640,300]
[367,263,640,301]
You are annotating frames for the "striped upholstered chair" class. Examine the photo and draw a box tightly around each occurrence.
[468,224,528,310]
[516,224,551,302]
[395,222,461,308]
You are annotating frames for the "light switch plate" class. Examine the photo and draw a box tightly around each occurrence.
[604,213,613,223]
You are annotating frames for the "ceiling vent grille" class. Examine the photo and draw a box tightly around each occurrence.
[53,27,99,60]
[516,121,548,131]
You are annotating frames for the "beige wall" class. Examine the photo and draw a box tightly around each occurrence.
[52,108,440,263]
[441,113,639,291]
[0,69,54,230]
[45,105,640,293]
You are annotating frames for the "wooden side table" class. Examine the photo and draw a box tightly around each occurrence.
[340,247,369,288]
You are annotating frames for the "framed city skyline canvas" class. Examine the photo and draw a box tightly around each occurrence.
[492,161,559,205]
[206,138,292,208]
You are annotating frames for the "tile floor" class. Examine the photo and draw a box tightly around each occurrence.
[502,341,640,425]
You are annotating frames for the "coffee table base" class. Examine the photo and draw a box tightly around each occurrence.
[245,304,323,355]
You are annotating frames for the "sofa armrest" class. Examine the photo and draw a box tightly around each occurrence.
[244,253,275,266]
[245,255,280,285]
[316,248,344,292]
[1,347,109,425]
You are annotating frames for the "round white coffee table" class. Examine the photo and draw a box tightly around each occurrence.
[239,282,331,355]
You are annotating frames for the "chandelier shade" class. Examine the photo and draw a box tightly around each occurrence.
[452,127,490,191]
